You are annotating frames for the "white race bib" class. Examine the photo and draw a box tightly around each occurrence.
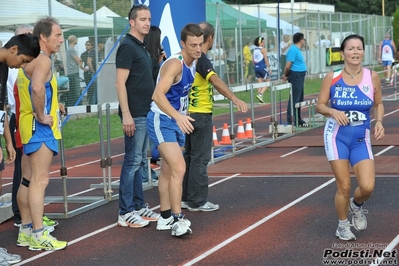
[0,111,5,135]
[178,96,188,115]
[345,110,366,126]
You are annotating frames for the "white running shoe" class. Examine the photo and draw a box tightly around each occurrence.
[171,218,192,237]
[156,216,191,231]
[136,204,160,222]
[118,211,149,228]
[0,248,21,264]
[335,221,356,241]
[156,216,174,231]
[181,201,188,209]
[187,201,219,212]
[349,198,368,231]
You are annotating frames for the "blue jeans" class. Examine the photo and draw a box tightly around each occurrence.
[182,113,213,208]
[119,116,148,215]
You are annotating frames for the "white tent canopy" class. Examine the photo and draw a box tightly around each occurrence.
[0,0,113,31]
[251,10,300,35]
[94,6,121,19]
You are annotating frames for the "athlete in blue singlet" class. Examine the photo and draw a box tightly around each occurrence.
[378,33,397,84]
[252,36,271,104]
[316,34,384,241]
[146,24,203,237]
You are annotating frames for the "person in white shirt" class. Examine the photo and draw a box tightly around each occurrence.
[280,35,291,76]
[314,34,331,48]
[212,42,226,82]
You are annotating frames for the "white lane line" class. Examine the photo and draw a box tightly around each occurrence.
[48,153,125,175]
[374,146,394,156]
[280,146,308,157]
[370,234,399,266]
[16,173,240,265]
[182,178,336,266]
[17,223,118,265]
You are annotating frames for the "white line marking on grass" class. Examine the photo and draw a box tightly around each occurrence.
[16,174,240,265]
[280,146,308,157]
[370,234,399,266]
[182,178,336,266]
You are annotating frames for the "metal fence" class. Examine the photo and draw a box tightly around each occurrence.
[206,2,394,85]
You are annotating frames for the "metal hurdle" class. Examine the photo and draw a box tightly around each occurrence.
[382,62,399,101]
[294,98,325,132]
[45,104,130,219]
[211,82,276,163]
[269,82,295,140]
[45,104,111,219]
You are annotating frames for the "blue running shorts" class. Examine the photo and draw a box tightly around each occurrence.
[23,140,59,156]
[147,111,185,148]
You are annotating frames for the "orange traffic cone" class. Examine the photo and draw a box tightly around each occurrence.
[245,118,253,138]
[212,126,220,146]
[236,120,246,139]
[219,123,232,145]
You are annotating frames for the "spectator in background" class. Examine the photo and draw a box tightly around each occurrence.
[253,36,271,104]
[53,53,64,76]
[66,35,83,106]
[314,34,331,49]
[280,34,291,76]
[226,40,236,75]
[87,38,105,104]
[81,40,93,92]
[267,37,275,52]
[281,32,308,127]
[212,41,226,83]
[142,25,166,185]
[243,38,254,84]
[378,33,396,84]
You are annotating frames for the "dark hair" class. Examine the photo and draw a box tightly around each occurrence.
[144,26,162,60]
[340,34,365,51]
[128,4,150,20]
[33,16,59,39]
[254,36,264,46]
[293,32,304,44]
[181,23,203,43]
[198,22,214,43]
[4,33,40,58]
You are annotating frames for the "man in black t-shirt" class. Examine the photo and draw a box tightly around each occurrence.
[114,4,159,229]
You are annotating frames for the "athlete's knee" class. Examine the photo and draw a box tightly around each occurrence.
[359,183,374,197]
[336,181,351,196]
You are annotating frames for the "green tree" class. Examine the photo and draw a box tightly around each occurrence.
[63,0,131,17]
[393,7,399,52]
[223,0,397,16]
